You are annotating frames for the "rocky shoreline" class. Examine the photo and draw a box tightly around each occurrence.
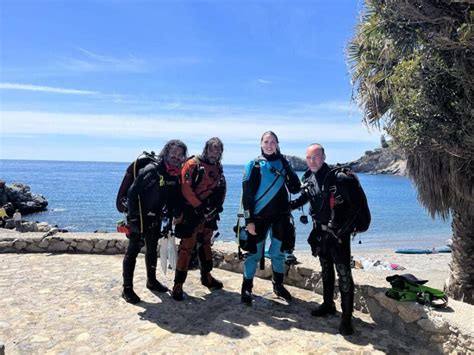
[287,145,407,175]
[343,146,407,176]
[0,181,48,215]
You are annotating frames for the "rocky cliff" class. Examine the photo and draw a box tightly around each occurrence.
[286,146,407,175]
[342,147,407,176]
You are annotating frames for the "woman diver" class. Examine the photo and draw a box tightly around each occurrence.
[240,131,301,304]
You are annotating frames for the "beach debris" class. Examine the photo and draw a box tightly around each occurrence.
[355,257,406,271]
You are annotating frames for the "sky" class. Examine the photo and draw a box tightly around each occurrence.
[0,0,382,165]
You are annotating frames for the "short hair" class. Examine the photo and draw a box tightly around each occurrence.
[308,143,325,155]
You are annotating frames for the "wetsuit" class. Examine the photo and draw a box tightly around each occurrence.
[291,162,360,333]
[123,160,182,290]
[241,153,300,300]
[173,156,226,290]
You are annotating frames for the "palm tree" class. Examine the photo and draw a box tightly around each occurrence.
[348,0,473,304]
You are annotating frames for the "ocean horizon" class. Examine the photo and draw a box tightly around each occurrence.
[1,159,452,251]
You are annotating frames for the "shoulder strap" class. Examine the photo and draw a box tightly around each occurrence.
[188,155,205,189]
[254,159,285,204]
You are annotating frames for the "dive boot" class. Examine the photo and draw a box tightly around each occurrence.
[201,273,223,290]
[273,284,292,301]
[272,272,292,301]
[241,278,253,305]
[172,283,184,301]
[146,279,169,292]
[311,302,336,317]
[339,314,354,335]
[122,287,141,304]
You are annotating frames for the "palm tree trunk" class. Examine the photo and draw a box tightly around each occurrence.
[445,210,474,304]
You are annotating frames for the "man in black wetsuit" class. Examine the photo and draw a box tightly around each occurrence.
[291,143,361,335]
[122,140,187,304]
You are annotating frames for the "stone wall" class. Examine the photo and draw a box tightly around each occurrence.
[213,249,472,353]
[0,234,130,254]
[0,233,472,353]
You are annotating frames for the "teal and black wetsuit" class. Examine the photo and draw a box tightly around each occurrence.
[242,153,300,279]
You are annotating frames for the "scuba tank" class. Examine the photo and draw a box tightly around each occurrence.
[116,151,159,213]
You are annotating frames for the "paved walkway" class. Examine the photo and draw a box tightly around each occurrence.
[0,253,434,354]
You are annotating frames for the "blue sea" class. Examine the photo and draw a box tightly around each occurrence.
[0,159,452,251]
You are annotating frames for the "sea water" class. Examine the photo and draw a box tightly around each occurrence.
[0,160,452,251]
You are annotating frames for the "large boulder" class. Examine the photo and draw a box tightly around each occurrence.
[0,181,48,214]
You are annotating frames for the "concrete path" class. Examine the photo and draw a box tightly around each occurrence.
[0,253,433,354]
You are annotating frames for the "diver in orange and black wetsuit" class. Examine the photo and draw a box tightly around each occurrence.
[172,137,226,301]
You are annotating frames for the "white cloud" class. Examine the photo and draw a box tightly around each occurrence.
[257,79,272,85]
[59,48,147,73]
[0,82,99,95]
[0,110,379,144]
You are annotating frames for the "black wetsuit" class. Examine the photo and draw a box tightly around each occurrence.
[123,160,182,288]
[292,162,360,318]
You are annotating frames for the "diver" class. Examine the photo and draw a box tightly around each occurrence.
[290,143,362,335]
[172,137,227,301]
[240,131,301,304]
[122,140,187,304]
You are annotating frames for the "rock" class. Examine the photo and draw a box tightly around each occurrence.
[38,238,51,248]
[49,240,69,252]
[397,303,425,323]
[21,221,38,232]
[0,182,48,214]
[375,292,399,313]
[0,241,14,249]
[417,317,450,334]
[42,228,58,238]
[3,220,15,229]
[76,241,93,253]
[93,239,108,252]
[284,145,408,175]
[342,147,407,176]
[36,222,51,232]
[13,240,27,251]
[25,244,45,253]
